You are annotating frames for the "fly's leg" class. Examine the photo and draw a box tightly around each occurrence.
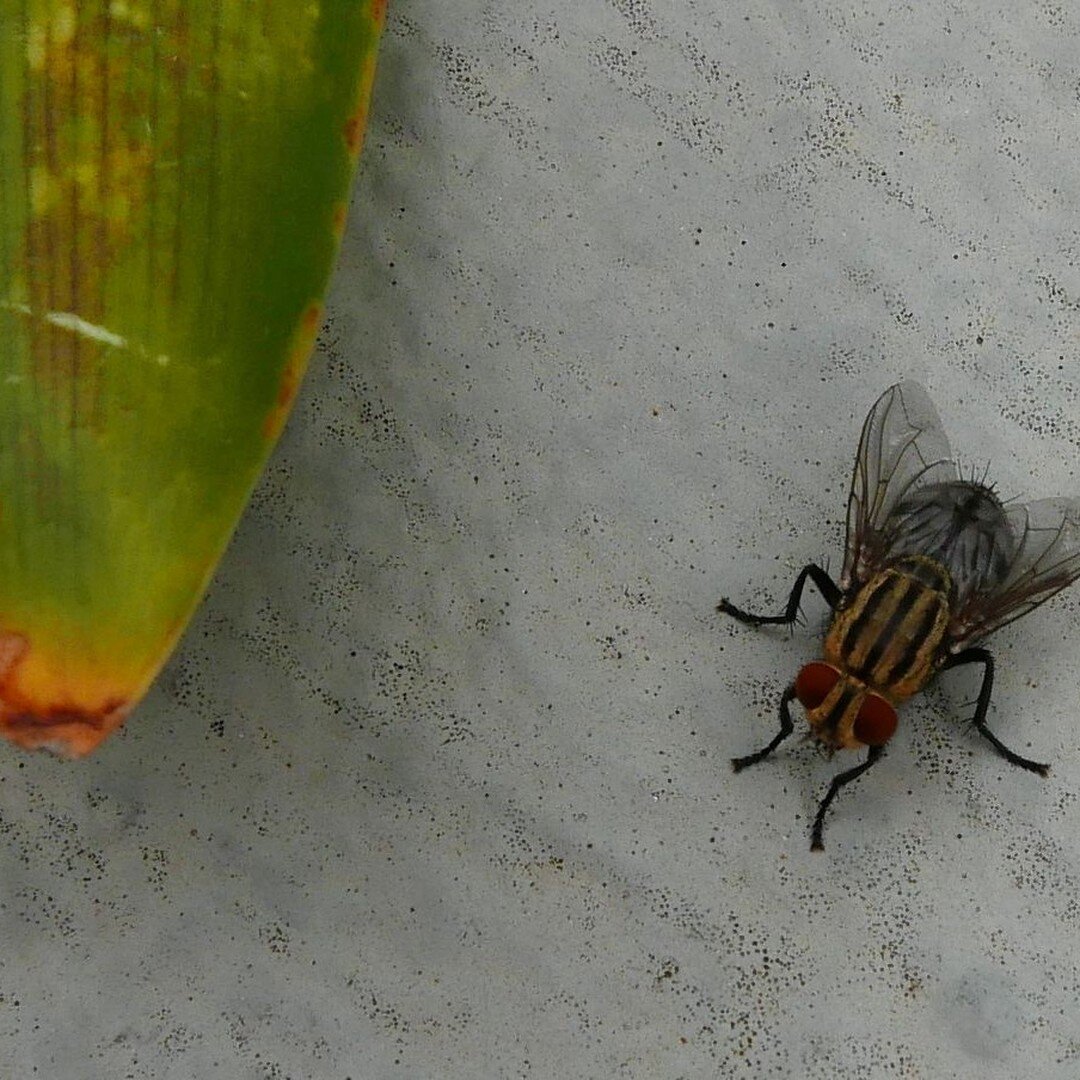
[942,648,1050,777]
[718,564,841,626]
[811,745,885,852]
[732,685,797,772]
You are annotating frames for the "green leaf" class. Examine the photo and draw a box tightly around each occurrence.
[0,0,386,753]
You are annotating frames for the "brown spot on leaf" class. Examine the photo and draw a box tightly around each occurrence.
[2,700,129,757]
[0,633,29,679]
[0,633,129,756]
[20,15,164,413]
[344,109,366,157]
[332,201,348,241]
[262,302,323,442]
[345,38,383,159]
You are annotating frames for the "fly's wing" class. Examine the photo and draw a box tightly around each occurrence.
[841,382,958,590]
[950,497,1080,648]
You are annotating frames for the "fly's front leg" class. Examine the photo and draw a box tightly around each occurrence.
[718,564,841,626]
[811,745,884,852]
[732,684,796,772]
[942,647,1050,777]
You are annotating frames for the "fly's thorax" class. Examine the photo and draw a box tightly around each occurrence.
[824,559,952,700]
[794,662,898,749]
[886,554,952,596]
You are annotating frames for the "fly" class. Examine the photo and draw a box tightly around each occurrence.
[720,382,1080,850]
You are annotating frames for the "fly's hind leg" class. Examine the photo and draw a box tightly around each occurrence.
[811,745,885,851]
[942,647,1050,777]
[732,685,797,772]
[718,564,841,626]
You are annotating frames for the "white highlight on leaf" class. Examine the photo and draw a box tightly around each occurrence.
[43,311,128,349]
[2,301,172,367]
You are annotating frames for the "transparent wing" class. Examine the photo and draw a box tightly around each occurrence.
[841,382,958,590]
[950,498,1080,647]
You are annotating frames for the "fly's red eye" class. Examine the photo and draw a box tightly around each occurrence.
[853,693,898,746]
[795,662,841,709]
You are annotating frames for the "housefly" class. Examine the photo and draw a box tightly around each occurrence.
[720,382,1080,850]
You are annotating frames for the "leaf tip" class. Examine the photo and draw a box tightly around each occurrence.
[0,633,130,756]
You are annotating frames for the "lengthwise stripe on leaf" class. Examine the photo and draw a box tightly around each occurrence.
[0,2,386,754]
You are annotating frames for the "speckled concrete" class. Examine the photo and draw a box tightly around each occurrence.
[5,2,1080,1077]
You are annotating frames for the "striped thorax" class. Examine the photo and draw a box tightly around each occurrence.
[808,555,952,750]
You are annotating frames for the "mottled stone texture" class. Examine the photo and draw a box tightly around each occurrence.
[4,2,1080,1077]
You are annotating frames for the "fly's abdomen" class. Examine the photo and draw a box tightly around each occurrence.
[824,558,951,699]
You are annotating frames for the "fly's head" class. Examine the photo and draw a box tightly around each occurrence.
[794,661,898,751]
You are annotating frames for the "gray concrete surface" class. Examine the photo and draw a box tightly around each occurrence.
[5,2,1080,1077]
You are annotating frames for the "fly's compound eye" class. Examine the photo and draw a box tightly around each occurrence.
[795,662,841,709]
[853,693,898,746]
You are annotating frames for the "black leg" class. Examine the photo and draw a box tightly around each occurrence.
[811,745,884,851]
[942,647,1049,777]
[718,564,841,626]
[732,684,797,772]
